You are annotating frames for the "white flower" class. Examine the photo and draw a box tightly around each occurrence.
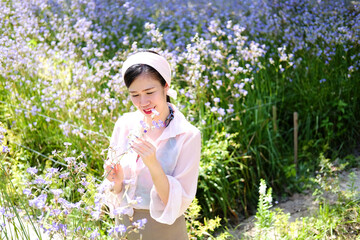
[151,108,160,118]
[259,180,267,195]
[264,195,272,204]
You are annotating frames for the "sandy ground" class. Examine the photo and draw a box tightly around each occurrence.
[229,168,360,239]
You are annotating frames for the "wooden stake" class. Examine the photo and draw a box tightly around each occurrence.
[294,112,298,169]
[272,105,277,133]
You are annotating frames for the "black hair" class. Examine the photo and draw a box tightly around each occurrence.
[124,50,171,103]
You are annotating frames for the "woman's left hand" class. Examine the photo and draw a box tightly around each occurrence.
[131,137,169,205]
[130,137,157,167]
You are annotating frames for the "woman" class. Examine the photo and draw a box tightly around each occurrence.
[103,50,201,240]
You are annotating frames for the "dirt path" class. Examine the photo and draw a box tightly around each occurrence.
[229,168,360,239]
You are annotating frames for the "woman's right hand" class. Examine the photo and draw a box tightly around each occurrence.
[105,163,124,194]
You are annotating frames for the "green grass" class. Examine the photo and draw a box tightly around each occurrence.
[243,155,360,240]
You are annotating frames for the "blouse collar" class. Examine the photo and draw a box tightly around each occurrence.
[132,104,190,142]
[156,104,190,142]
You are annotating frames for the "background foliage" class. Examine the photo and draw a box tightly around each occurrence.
[0,0,359,237]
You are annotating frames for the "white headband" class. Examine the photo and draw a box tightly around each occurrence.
[122,52,177,99]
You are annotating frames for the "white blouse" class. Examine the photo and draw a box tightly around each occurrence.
[103,104,201,225]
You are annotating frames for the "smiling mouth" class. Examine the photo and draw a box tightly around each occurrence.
[143,108,153,115]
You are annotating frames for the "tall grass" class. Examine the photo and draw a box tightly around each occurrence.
[0,156,44,240]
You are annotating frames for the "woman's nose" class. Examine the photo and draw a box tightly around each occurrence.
[139,95,150,106]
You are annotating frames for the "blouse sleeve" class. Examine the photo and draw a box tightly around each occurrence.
[102,115,129,217]
[149,129,201,225]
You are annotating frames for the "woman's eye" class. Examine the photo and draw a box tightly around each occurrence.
[131,95,139,97]
[147,92,154,95]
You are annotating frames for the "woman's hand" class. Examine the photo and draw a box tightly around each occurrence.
[105,163,124,194]
[130,137,157,168]
[131,137,170,204]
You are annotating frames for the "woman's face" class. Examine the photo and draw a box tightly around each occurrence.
[128,73,169,120]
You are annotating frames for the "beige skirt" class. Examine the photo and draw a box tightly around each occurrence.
[115,209,189,240]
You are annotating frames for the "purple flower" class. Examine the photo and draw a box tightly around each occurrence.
[91,210,101,220]
[227,108,234,113]
[64,157,76,163]
[59,172,70,179]
[237,83,245,89]
[113,207,128,216]
[240,89,248,96]
[77,188,85,194]
[47,167,59,174]
[107,228,115,236]
[2,146,9,153]
[5,213,14,219]
[46,168,59,178]
[50,209,61,216]
[158,120,164,127]
[0,207,5,215]
[57,198,68,205]
[50,189,63,198]
[214,97,220,103]
[108,224,126,236]
[71,201,82,209]
[81,178,90,187]
[115,224,126,234]
[217,108,226,116]
[140,120,147,129]
[135,196,142,204]
[51,222,68,234]
[90,229,100,239]
[96,181,114,193]
[33,177,49,185]
[78,162,87,169]
[29,194,47,209]
[152,120,159,128]
[23,189,32,196]
[27,167,38,175]
[133,218,147,229]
